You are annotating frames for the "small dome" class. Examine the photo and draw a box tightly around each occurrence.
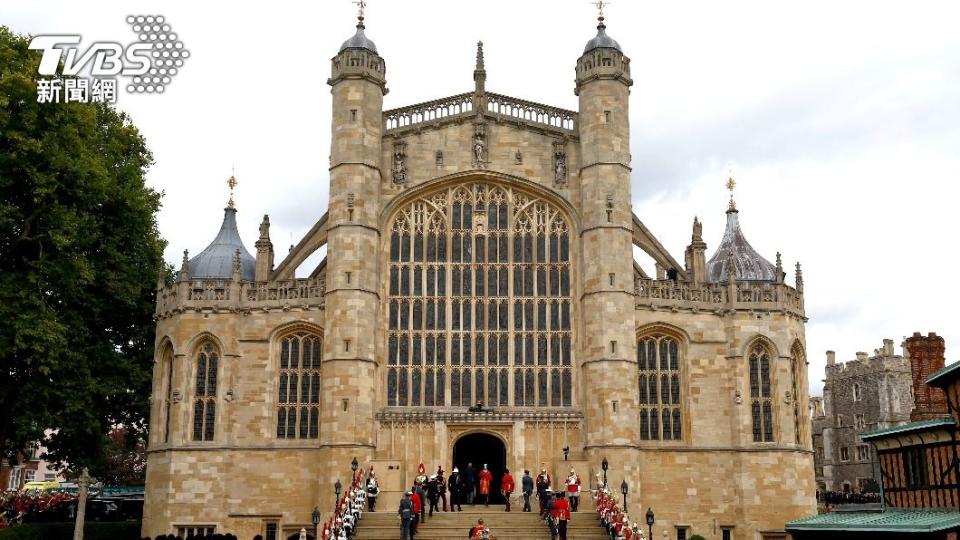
[705,208,777,282]
[339,22,377,53]
[583,22,621,54]
[187,206,255,281]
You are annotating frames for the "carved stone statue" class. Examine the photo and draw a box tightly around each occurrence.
[553,141,567,185]
[392,142,407,184]
[473,132,486,163]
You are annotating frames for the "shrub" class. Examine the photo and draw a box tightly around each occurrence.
[0,522,140,540]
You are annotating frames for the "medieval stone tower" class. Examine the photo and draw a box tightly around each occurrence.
[143,12,814,540]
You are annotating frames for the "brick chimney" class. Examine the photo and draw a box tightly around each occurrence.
[906,332,948,421]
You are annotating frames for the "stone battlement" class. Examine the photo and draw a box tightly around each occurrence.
[823,342,910,380]
[155,277,325,319]
[634,277,805,319]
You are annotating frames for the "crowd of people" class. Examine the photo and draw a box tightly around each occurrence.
[394,463,587,540]
[593,478,645,540]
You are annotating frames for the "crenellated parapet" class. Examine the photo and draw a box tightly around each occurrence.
[154,277,325,319]
[634,277,806,320]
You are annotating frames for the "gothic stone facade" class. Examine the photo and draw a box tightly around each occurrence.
[143,20,814,540]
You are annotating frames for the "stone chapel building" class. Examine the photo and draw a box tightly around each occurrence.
[143,12,815,540]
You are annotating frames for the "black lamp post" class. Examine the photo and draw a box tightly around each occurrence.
[601,457,609,487]
[351,457,359,475]
[334,479,342,513]
[562,446,569,461]
[620,480,629,513]
[645,507,655,540]
[312,506,320,526]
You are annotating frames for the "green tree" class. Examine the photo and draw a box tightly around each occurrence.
[0,26,165,476]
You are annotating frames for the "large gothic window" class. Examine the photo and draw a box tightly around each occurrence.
[387,182,573,407]
[192,342,218,441]
[277,331,322,439]
[749,344,775,442]
[637,335,682,441]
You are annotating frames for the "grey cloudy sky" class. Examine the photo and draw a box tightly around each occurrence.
[6,0,959,395]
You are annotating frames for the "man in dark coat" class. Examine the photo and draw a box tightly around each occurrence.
[464,463,476,505]
[398,492,414,540]
[521,469,534,512]
[448,467,464,511]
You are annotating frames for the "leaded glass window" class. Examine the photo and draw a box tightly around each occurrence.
[192,342,218,441]
[637,335,681,441]
[387,183,573,407]
[277,331,322,439]
[750,344,775,442]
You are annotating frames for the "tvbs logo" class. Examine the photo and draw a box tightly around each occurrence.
[29,15,189,103]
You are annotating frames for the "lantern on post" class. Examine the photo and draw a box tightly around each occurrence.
[620,480,629,512]
[646,507,655,540]
[601,457,609,487]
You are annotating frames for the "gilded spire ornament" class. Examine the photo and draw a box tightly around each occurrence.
[592,0,610,22]
[353,0,367,23]
[227,172,237,208]
[726,174,737,211]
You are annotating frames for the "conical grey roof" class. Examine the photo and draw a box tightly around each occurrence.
[339,22,378,53]
[583,22,621,53]
[705,208,777,282]
[187,206,255,281]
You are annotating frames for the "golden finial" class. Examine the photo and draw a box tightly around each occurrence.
[726,173,737,211]
[592,0,610,23]
[227,170,237,208]
[353,0,367,23]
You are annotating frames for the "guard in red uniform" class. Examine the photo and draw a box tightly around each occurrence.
[500,468,515,512]
[550,491,572,540]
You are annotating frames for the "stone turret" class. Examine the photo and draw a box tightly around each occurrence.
[684,217,707,284]
[254,214,274,282]
[574,10,640,494]
[318,9,387,514]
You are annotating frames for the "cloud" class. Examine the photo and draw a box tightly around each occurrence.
[5,0,960,397]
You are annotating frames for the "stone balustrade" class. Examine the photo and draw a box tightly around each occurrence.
[155,277,326,318]
[634,278,805,318]
[485,92,577,132]
[383,91,578,136]
[384,92,474,132]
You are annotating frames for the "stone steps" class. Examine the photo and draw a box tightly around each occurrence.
[354,501,608,540]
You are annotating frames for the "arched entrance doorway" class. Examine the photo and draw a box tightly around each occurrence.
[452,432,507,504]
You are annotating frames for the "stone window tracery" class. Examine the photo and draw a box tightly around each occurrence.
[387,182,573,407]
[192,342,218,441]
[749,344,775,442]
[637,334,682,441]
[276,331,322,439]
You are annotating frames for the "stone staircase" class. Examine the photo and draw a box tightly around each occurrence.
[354,499,608,540]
